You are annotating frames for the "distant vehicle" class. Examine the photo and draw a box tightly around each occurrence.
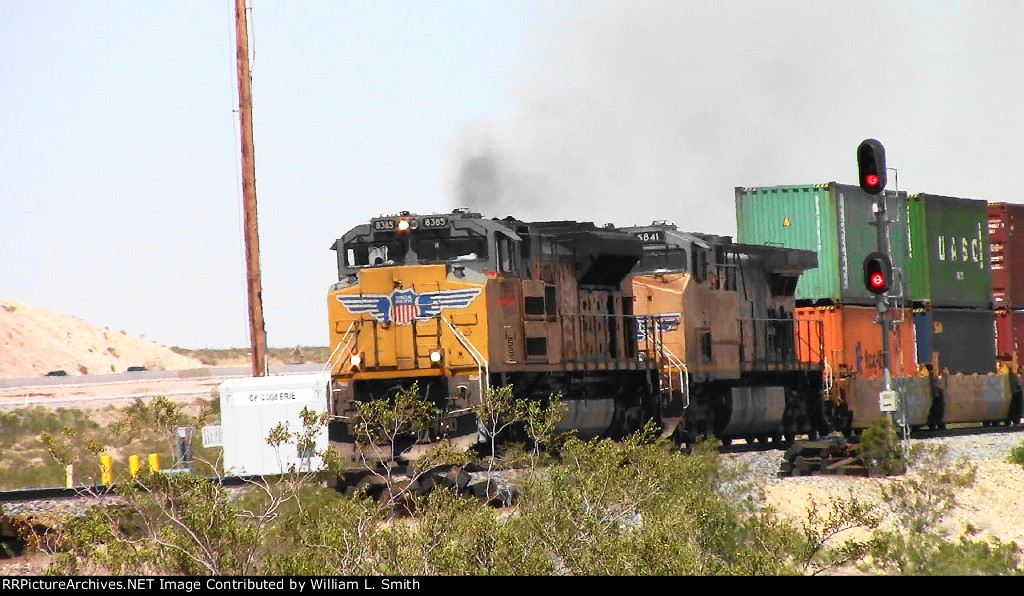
[126,366,148,372]
[45,370,68,377]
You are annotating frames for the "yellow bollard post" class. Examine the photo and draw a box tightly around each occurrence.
[100,455,113,485]
[65,464,74,488]
[129,454,141,478]
[148,453,160,472]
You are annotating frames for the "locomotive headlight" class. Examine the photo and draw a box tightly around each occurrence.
[429,348,444,366]
[349,352,364,370]
[397,219,411,232]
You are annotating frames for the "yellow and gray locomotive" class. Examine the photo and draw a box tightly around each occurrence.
[326,210,661,461]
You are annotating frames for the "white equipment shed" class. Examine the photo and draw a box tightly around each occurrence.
[217,372,330,476]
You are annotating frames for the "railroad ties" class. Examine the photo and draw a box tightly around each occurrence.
[334,462,519,512]
[778,435,872,478]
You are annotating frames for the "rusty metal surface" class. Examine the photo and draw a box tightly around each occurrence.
[942,374,1012,423]
[847,376,932,429]
[995,310,1024,360]
[796,305,917,379]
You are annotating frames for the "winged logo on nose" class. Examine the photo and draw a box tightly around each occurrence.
[336,288,482,325]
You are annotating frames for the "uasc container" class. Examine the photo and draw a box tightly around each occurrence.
[736,185,993,309]
[907,193,992,309]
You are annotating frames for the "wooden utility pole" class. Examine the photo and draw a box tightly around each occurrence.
[235,0,268,377]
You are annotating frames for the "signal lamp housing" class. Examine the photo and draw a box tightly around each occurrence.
[863,251,892,295]
[857,138,887,195]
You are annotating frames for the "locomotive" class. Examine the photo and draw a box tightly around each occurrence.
[324,210,831,462]
[326,210,662,461]
[621,222,828,446]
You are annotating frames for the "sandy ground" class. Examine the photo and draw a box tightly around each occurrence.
[0,297,205,378]
[762,460,1024,548]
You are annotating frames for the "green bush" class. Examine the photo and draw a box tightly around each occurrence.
[859,417,906,476]
[1009,439,1024,467]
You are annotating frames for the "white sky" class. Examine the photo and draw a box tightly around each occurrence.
[3,1,1022,349]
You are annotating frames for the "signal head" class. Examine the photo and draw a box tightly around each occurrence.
[863,251,892,295]
[857,138,887,195]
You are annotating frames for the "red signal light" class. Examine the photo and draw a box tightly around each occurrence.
[863,251,892,295]
[857,139,887,195]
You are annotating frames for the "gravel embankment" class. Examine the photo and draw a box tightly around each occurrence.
[723,427,1024,548]
[723,427,1024,483]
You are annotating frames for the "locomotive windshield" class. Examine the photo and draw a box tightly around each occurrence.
[344,240,407,267]
[636,247,688,273]
[414,234,488,263]
[341,231,490,270]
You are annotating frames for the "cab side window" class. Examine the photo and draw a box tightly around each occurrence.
[497,234,517,273]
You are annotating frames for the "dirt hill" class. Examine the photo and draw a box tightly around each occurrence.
[0,297,205,378]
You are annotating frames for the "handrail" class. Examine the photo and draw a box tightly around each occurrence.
[441,315,489,403]
[653,336,689,409]
[321,321,358,376]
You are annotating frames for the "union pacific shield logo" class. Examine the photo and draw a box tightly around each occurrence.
[336,288,482,325]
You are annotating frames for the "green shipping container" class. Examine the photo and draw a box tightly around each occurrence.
[907,193,992,308]
[735,183,910,305]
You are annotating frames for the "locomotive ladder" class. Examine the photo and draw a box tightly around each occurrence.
[322,321,358,376]
[441,315,489,404]
[324,322,359,418]
[653,336,689,409]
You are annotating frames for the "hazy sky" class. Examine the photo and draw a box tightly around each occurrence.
[3,1,1022,349]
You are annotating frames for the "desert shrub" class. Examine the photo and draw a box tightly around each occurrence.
[1009,439,1024,467]
[0,407,106,489]
[51,472,275,575]
[509,424,802,575]
[858,443,1020,575]
[859,417,906,475]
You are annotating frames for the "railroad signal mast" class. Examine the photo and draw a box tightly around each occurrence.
[858,138,896,417]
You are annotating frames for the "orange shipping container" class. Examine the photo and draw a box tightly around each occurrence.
[795,305,917,379]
